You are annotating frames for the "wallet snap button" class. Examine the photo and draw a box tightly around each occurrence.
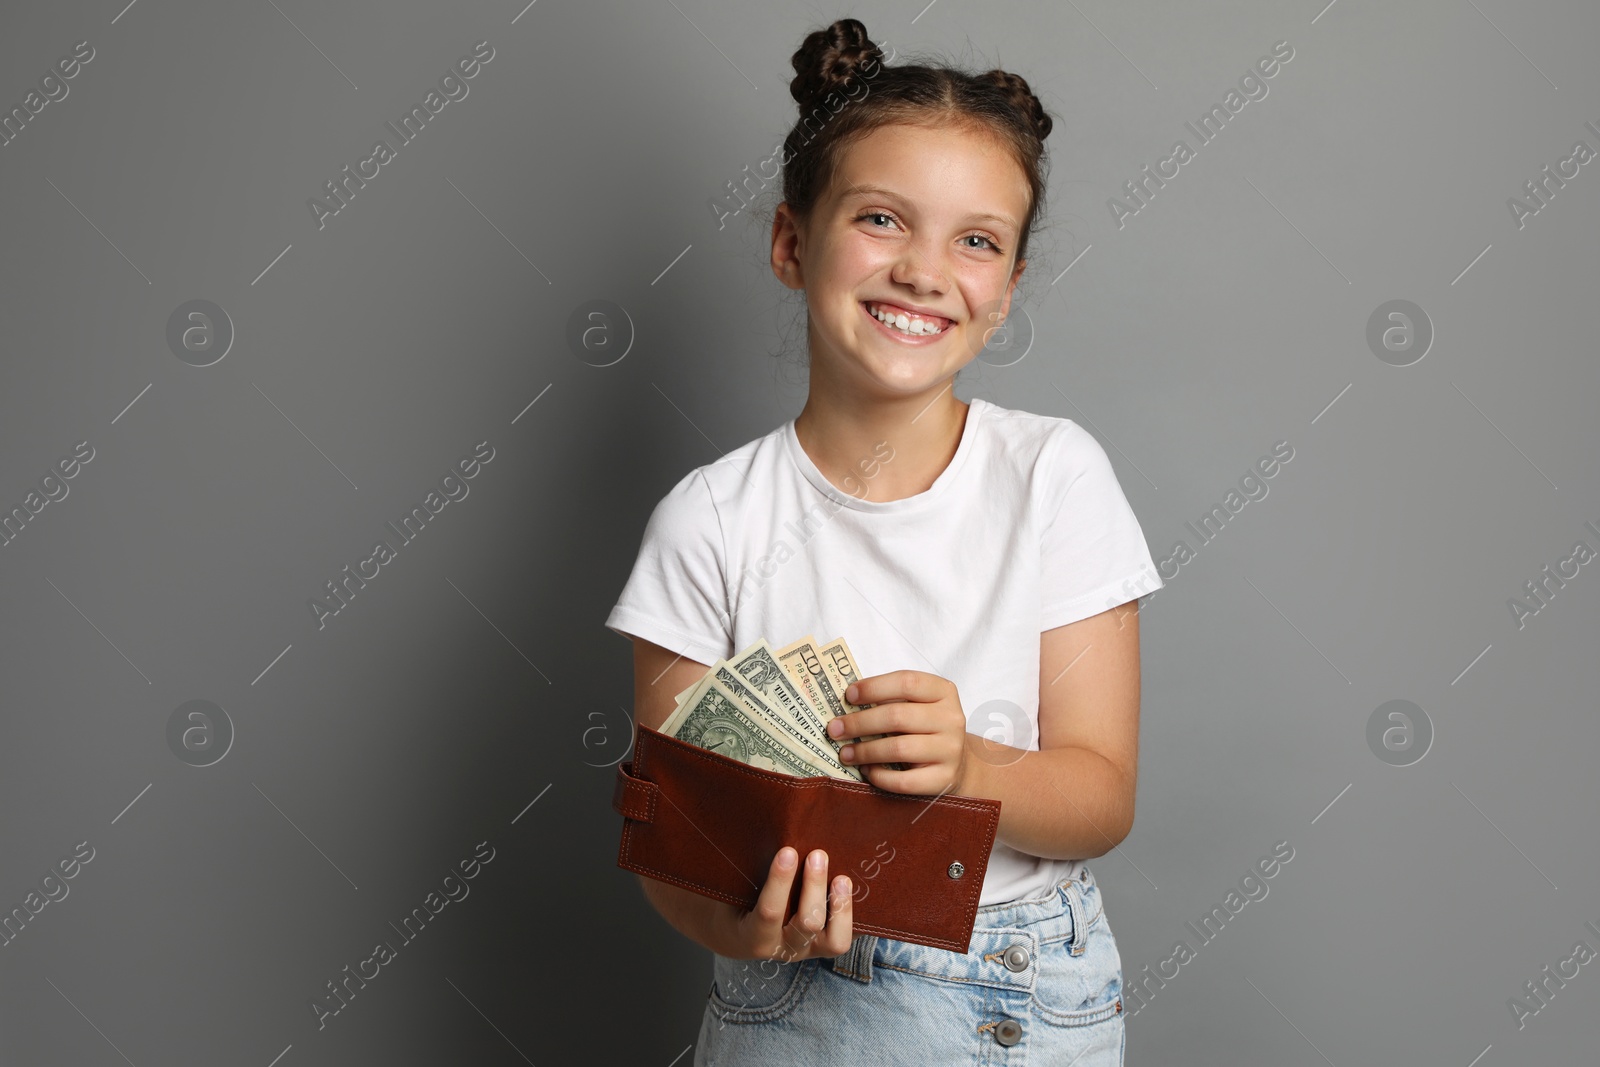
[947,861,965,879]
[994,1018,1022,1046]
[1002,943,1030,971]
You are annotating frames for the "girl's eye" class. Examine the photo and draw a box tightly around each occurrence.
[855,212,1002,253]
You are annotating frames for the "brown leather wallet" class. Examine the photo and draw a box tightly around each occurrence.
[613,724,1002,953]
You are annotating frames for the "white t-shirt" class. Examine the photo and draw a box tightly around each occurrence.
[604,396,1163,906]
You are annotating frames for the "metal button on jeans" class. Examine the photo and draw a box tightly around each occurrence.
[994,1018,1022,1046]
[1002,943,1030,971]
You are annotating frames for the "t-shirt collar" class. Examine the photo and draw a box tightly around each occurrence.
[782,397,988,513]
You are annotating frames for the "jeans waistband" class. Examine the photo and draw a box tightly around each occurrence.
[826,865,1096,984]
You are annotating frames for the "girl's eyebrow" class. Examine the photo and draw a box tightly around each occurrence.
[842,184,1017,230]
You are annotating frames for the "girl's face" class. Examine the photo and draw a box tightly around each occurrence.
[772,121,1031,402]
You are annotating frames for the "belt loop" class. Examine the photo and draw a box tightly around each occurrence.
[827,934,877,983]
[1062,877,1088,957]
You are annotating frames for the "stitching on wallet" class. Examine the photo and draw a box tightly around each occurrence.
[619,839,749,908]
[625,732,999,947]
[618,835,972,952]
[649,732,1000,813]
[617,776,657,822]
[852,921,961,952]
[649,736,1001,922]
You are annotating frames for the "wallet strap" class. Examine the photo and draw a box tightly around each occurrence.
[612,761,658,823]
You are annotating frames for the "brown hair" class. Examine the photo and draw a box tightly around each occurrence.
[781,17,1054,268]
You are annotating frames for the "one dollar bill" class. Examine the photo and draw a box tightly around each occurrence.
[664,676,842,778]
[661,633,897,781]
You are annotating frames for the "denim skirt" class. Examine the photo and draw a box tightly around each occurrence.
[694,865,1124,1066]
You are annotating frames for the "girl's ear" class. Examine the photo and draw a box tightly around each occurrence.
[770,245,805,290]
[770,203,808,290]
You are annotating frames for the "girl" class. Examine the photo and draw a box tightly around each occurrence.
[605,17,1163,1066]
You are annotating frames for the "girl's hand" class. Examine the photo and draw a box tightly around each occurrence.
[828,671,971,796]
[712,846,854,962]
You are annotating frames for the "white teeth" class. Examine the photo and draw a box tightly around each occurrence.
[868,302,944,335]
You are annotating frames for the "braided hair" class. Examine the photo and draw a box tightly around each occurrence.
[781,18,1053,267]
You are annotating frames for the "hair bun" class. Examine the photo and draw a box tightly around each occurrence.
[790,17,886,110]
[980,69,1052,142]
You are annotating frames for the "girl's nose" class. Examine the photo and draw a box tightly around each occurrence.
[891,243,950,292]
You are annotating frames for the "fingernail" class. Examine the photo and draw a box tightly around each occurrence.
[840,745,853,762]
[778,848,796,868]
[846,685,858,702]
[810,850,825,869]
[828,719,843,737]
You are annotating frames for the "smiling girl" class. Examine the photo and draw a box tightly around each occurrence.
[606,17,1163,1066]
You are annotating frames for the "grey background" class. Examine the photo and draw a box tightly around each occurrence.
[1,0,1595,1063]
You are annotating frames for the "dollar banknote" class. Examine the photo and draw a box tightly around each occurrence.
[661,677,832,777]
[660,635,894,780]
[773,634,849,732]
[707,659,859,780]
[724,640,862,780]
[812,634,905,771]
[774,634,900,764]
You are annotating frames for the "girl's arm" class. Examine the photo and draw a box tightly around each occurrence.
[962,600,1144,859]
[830,600,1144,860]
[627,636,733,953]
[636,873,734,954]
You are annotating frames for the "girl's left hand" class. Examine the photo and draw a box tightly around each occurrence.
[828,670,970,797]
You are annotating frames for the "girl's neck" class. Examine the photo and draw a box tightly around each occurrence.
[793,384,969,504]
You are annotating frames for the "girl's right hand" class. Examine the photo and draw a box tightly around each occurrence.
[712,846,854,961]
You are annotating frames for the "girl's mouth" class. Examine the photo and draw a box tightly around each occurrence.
[861,300,951,343]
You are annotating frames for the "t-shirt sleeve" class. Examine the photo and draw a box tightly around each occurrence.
[1039,421,1164,631]
[604,467,732,665]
